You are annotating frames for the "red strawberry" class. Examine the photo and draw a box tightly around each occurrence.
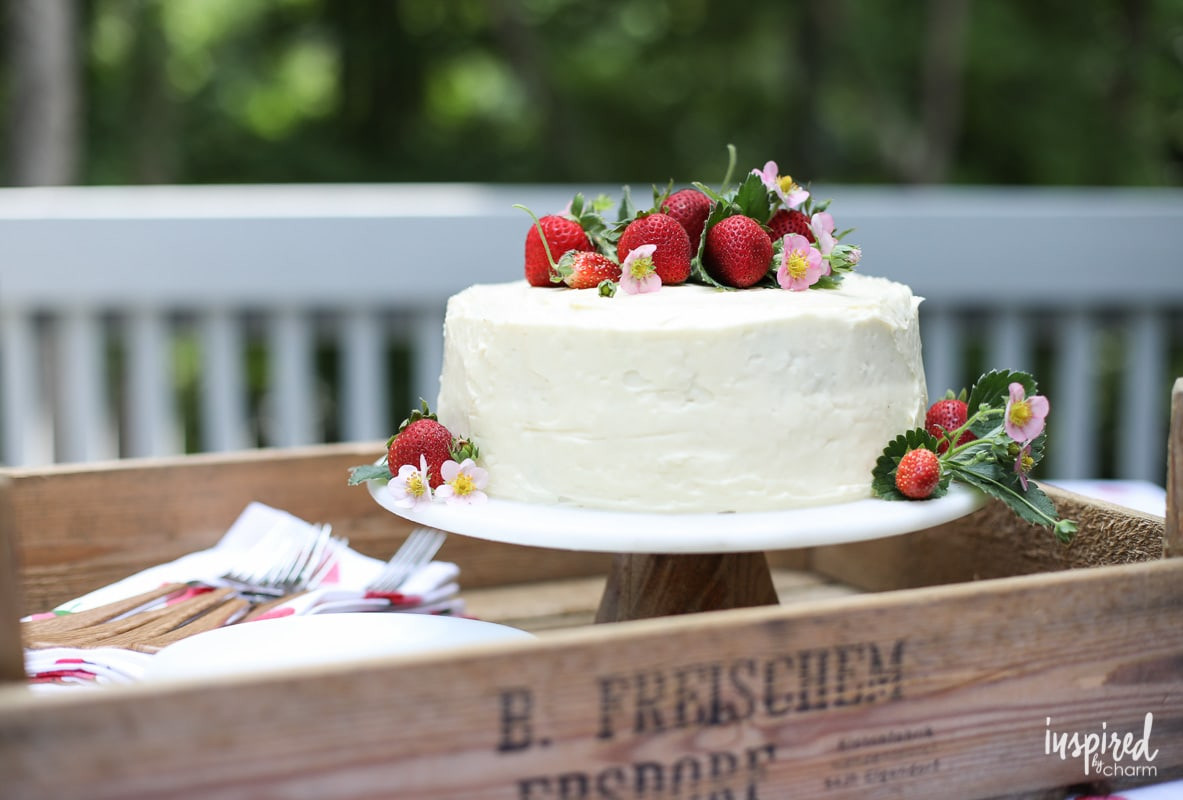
[894,448,941,499]
[524,215,593,287]
[556,251,622,289]
[703,215,773,288]
[616,213,692,285]
[661,188,712,250]
[767,209,814,243]
[387,405,455,488]
[925,398,976,453]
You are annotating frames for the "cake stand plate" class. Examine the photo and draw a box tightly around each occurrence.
[367,482,986,554]
[368,480,986,624]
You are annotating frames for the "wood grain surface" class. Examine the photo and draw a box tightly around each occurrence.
[1167,377,1182,558]
[808,485,1166,593]
[1,557,1179,800]
[596,551,781,622]
[0,475,24,683]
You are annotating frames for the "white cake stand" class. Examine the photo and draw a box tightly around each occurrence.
[368,480,985,622]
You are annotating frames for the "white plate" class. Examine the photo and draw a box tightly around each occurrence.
[369,480,986,554]
[143,613,534,682]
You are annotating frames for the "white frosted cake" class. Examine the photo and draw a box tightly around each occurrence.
[435,274,927,513]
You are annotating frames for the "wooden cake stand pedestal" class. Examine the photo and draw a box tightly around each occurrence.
[367,484,985,624]
[595,551,779,623]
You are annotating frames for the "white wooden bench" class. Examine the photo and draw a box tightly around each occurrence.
[1,184,1180,484]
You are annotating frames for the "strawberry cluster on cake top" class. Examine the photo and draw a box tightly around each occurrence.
[517,148,861,296]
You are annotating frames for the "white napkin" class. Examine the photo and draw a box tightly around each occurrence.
[23,502,463,689]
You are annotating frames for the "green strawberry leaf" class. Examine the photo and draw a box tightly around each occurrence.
[1028,430,1048,464]
[591,193,615,215]
[617,185,637,226]
[691,180,731,207]
[966,369,1037,417]
[811,273,845,290]
[965,369,1038,438]
[871,428,943,500]
[567,192,614,255]
[732,172,772,223]
[689,197,736,289]
[946,461,1067,536]
[348,463,390,486]
[397,398,437,433]
[569,192,587,219]
[651,179,674,211]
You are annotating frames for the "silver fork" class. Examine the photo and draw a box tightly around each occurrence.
[220,523,344,597]
[263,527,450,617]
[365,527,448,595]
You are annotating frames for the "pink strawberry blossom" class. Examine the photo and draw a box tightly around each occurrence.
[1004,382,1049,443]
[752,160,809,209]
[388,455,433,509]
[436,458,488,505]
[752,161,779,192]
[810,211,836,256]
[620,244,661,294]
[776,234,824,291]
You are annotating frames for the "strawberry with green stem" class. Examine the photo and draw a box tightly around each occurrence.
[895,447,942,499]
[521,194,612,287]
[516,204,621,289]
[347,400,479,489]
[872,370,1077,541]
[702,214,773,288]
[925,393,977,453]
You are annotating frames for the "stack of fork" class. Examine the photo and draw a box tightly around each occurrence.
[22,503,456,687]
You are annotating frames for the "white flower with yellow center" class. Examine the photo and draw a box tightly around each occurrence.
[388,455,433,509]
[436,458,489,506]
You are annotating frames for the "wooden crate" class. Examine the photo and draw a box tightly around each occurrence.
[0,382,1180,800]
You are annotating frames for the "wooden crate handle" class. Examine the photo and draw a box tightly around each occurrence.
[1168,377,1182,558]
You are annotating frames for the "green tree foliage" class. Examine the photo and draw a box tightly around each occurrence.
[5,0,1183,186]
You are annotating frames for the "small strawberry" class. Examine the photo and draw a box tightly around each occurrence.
[616,213,692,285]
[555,250,622,289]
[925,398,976,453]
[767,209,814,243]
[894,447,942,499]
[661,188,712,250]
[524,215,594,287]
[387,403,455,488]
[702,214,773,288]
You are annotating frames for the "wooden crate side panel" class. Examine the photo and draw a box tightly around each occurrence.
[0,444,613,614]
[1168,377,1181,557]
[809,485,1165,592]
[0,475,25,682]
[2,559,1180,800]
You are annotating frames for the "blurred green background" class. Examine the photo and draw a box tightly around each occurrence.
[4,0,1182,187]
